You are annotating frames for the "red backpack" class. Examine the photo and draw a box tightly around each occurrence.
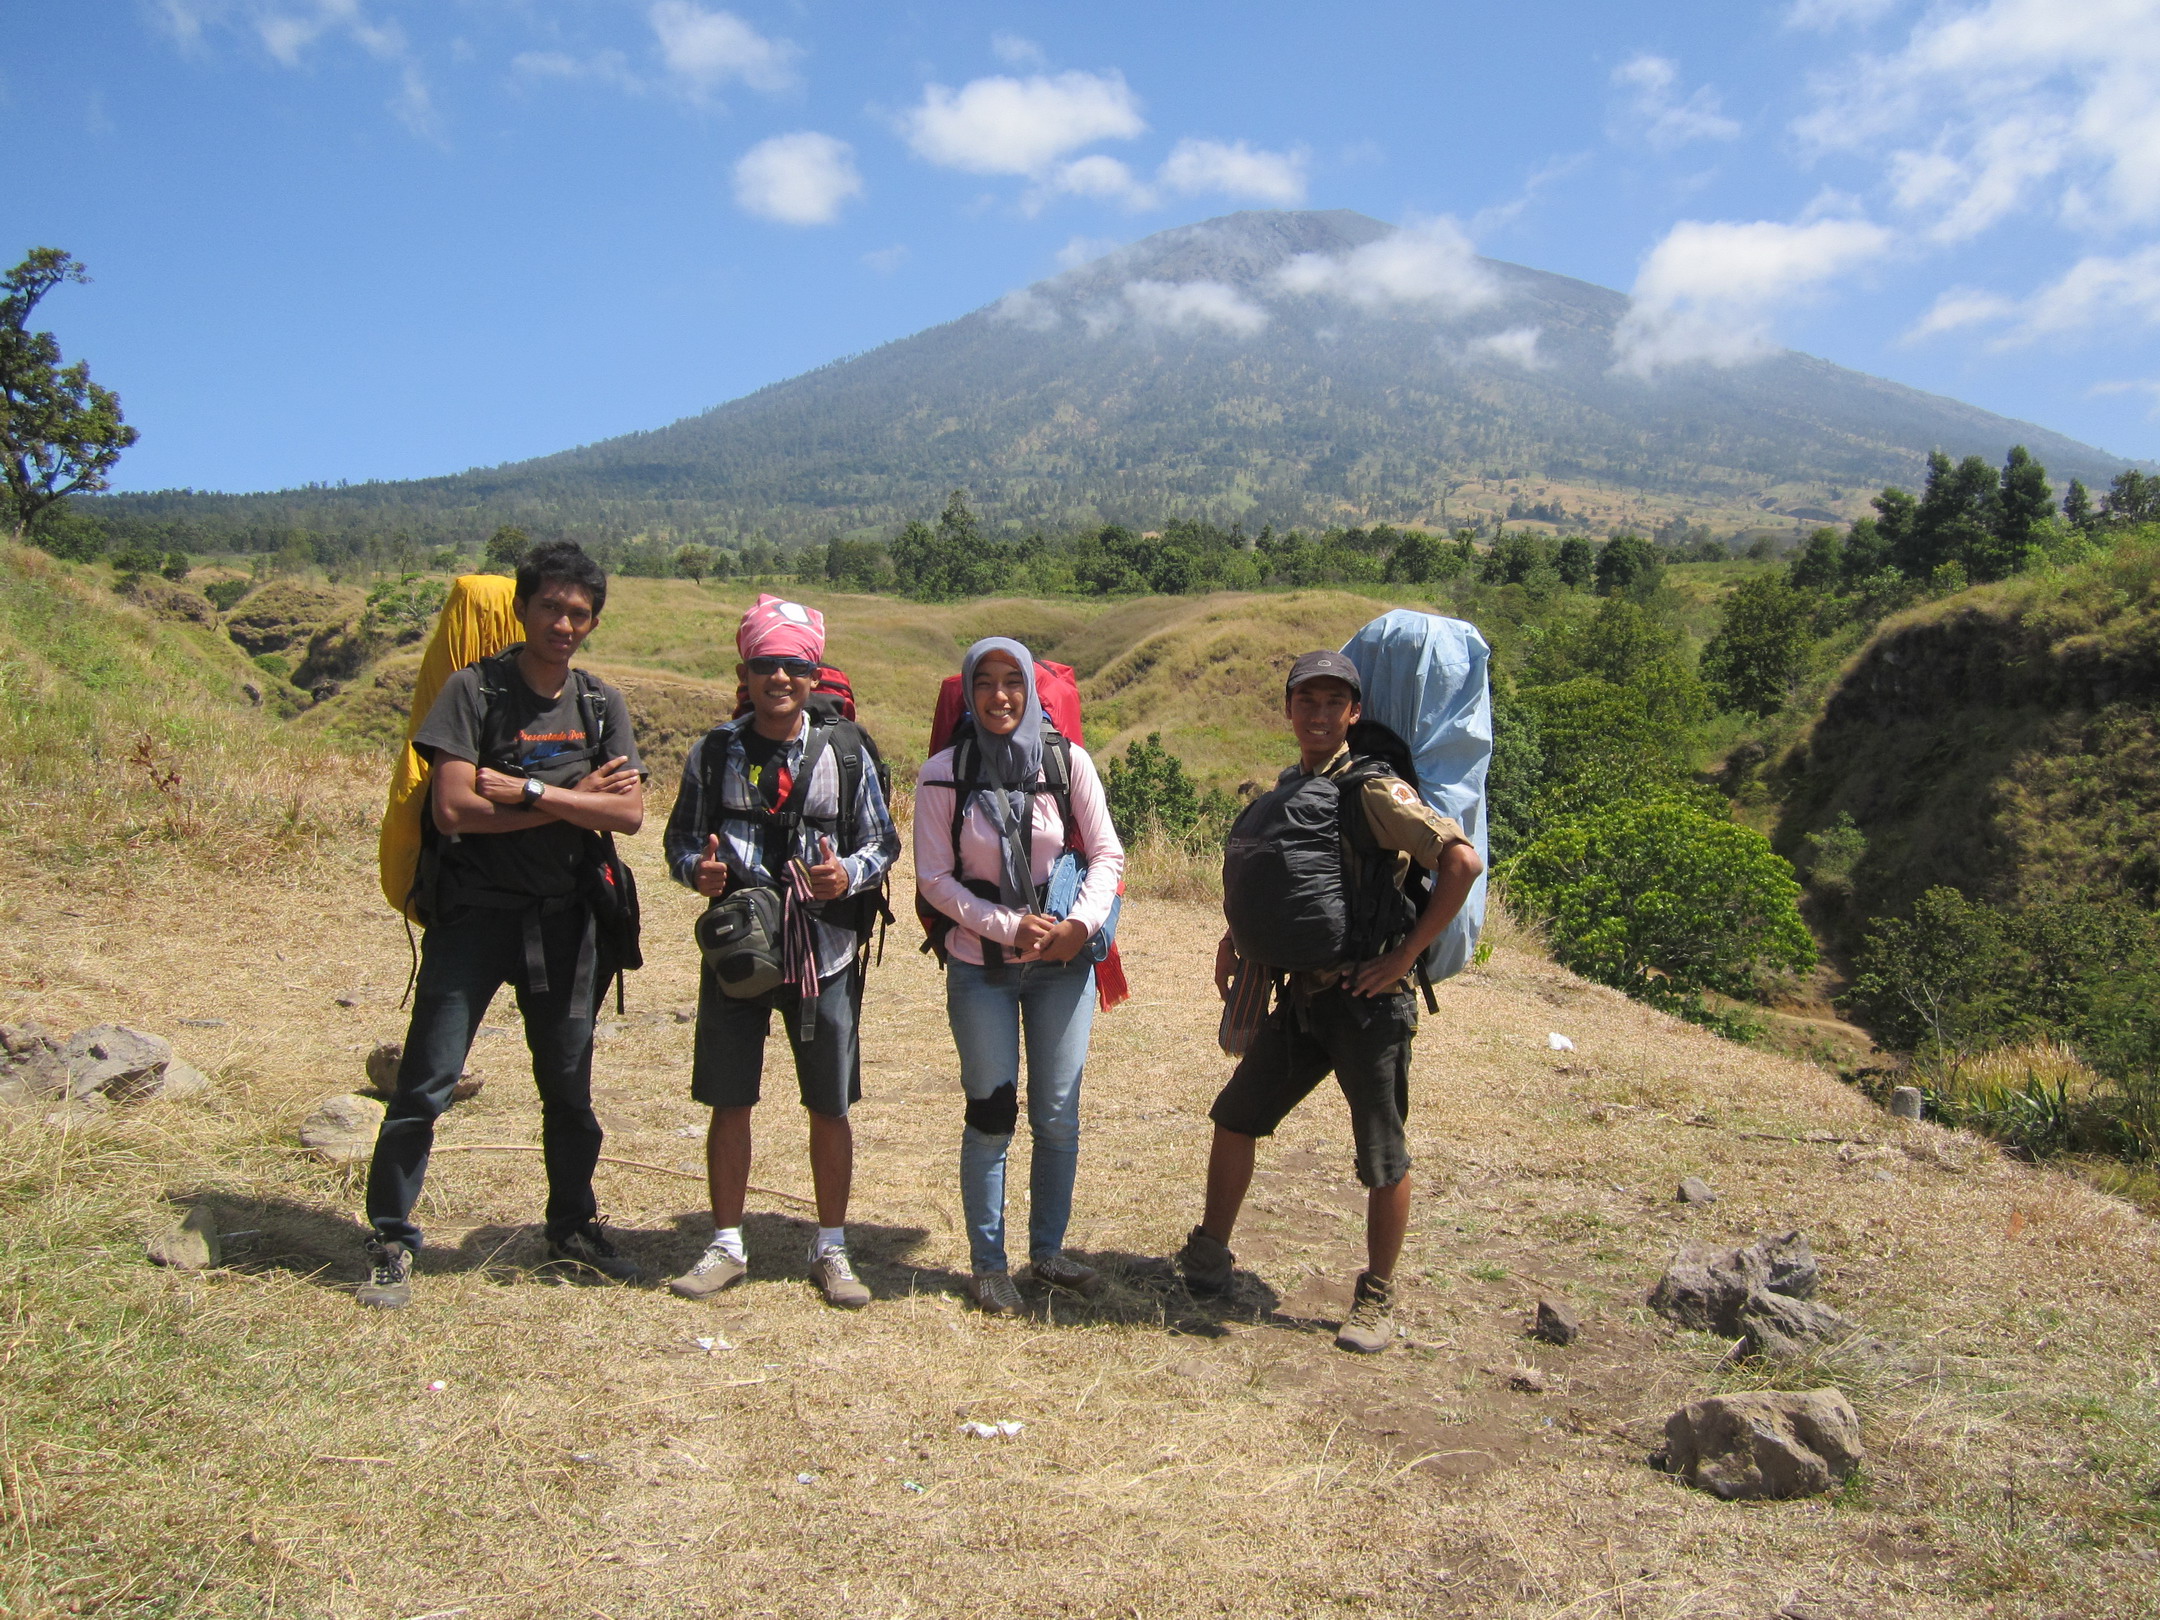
[919,660,1127,1010]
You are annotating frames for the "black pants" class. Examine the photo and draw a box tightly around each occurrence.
[1208,986,1418,1189]
[366,904,604,1250]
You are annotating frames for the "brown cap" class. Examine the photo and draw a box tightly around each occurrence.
[1285,649,1362,698]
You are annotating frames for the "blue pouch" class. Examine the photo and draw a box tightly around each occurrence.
[1044,850,1120,964]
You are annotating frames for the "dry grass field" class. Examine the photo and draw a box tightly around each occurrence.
[6,548,2160,1618]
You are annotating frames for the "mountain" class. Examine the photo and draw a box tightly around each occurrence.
[102,210,2135,548]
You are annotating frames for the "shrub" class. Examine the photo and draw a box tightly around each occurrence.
[1502,798,1815,1000]
[361,574,449,643]
[202,579,250,613]
[1700,574,1814,717]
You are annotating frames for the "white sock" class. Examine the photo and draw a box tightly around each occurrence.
[711,1226,746,1263]
[810,1225,846,1260]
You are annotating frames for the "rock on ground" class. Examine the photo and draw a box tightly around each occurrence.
[1648,1230,1819,1333]
[301,1093,386,1162]
[1658,1388,1863,1500]
[1676,1176,1717,1204]
[362,1041,481,1101]
[60,1025,210,1104]
[1531,1297,1580,1346]
[0,1023,69,1102]
[147,1206,222,1270]
[1736,1290,1882,1361]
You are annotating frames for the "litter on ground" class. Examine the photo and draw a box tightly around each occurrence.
[1548,1032,1575,1052]
[959,1420,1025,1438]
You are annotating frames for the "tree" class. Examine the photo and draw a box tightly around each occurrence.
[1555,536,1596,588]
[1905,451,1999,580]
[1101,733,1202,841]
[891,491,1005,600]
[1787,527,1843,592]
[483,525,530,574]
[2062,479,2095,531]
[2101,469,2160,527]
[1503,799,1815,1000]
[674,545,709,582]
[1593,534,1661,597]
[1995,445,2053,558]
[1383,530,1462,584]
[823,536,889,592]
[1,249,139,543]
[1700,574,1814,717]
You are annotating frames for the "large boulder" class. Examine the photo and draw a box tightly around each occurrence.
[60,1025,210,1104]
[1658,1389,1863,1500]
[1649,1230,1818,1333]
[301,1093,386,1163]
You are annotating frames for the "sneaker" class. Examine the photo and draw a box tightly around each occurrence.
[1176,1225,1235,1294]
[669,1240,748,1300]
[1030,1250,1101,1297]
[967,1271,1025,1315]
[807,1246,870,1310]
[1335,1270,1396,1355]
[356,1239,413,1309]
[545,1224,645,1284]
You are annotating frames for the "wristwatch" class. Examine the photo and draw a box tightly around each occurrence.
[520,777,546,808]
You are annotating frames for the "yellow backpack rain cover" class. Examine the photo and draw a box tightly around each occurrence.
[377,574,520,918]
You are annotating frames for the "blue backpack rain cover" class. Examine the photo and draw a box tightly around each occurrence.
[1340,611,1492,982]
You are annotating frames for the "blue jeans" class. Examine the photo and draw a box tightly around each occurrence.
[946,957,1096,1275]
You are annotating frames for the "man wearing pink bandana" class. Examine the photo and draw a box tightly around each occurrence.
[663,596,898,1309]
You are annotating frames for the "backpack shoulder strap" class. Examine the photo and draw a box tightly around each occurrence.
[820,718,867,855]
[1042,733,1078,851]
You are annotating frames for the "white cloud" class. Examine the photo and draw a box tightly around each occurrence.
[732,132,862,225]
[1272,217,1501,313]
[1610,54,1741,150]
[1121,279,1269,336]
[1037,154,1156,212]
[1796,0,2160,239]
[1906,285,2019,339]
[649,2,800,95]
[991,289,1062,331]
[1613,216,1893,374]
[1909,244,2160,343]
[990,32,1047,69]
[1467,325,1548,369]
[2090,377,2160,415]
[862,244,910,274]
[1158,138,1308,205]
[901,70,1144,176]
[154,1,439,138]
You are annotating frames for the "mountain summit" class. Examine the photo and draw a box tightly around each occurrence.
[117,210,2130,545]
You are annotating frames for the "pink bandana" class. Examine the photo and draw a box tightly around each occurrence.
[736,594,825,664]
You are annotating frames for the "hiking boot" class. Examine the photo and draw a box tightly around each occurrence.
[669,1240,748,1300]
[967,1270,1025,1315]
[1336,1270,1396,1355]
[1030,1249,1101,1297]
[545,1224,645,1284]
[808,1246,870,1309]
[356,1239,413,1309]
[1176,1225,1235,1294]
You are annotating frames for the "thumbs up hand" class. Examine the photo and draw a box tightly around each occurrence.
[693,832,730,897]
[807,834,850,901]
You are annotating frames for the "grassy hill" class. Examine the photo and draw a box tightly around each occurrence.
[95,211,2137,553]
[6,545,2160,1617]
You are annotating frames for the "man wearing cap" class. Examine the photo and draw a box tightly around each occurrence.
[662,596,899,1309]
[1177,649,1482,1353]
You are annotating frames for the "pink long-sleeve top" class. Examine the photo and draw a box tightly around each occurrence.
[913,741,1126,967]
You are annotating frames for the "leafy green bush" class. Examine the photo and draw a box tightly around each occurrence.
[1700,574,1813,717]
[1102,732,1234,843]
[1502,798,1815,1001]
[202,579,250,613]
[362,574,449,643]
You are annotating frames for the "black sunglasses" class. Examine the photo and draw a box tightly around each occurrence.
[746,656,818,678]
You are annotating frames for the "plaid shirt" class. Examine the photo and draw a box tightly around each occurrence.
[664,716,899,982]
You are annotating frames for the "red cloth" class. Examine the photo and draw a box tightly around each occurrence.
[737,594,825,663]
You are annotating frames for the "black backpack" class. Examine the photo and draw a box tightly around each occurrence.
[914,719,1081,966]
[695,710,895,958]
[1220,719,1428,979]
[404,646,643,1010]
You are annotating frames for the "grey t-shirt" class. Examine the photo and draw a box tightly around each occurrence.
[414,657,643,910]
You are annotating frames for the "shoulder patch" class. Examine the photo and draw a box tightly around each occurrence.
[1385,779,1421,808]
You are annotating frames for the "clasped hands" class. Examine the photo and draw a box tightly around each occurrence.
[692,833,850,902]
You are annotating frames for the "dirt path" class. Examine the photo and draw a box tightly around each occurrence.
[7,831,2160,1619]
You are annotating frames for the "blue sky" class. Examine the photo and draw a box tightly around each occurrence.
[10,0,2160,493]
